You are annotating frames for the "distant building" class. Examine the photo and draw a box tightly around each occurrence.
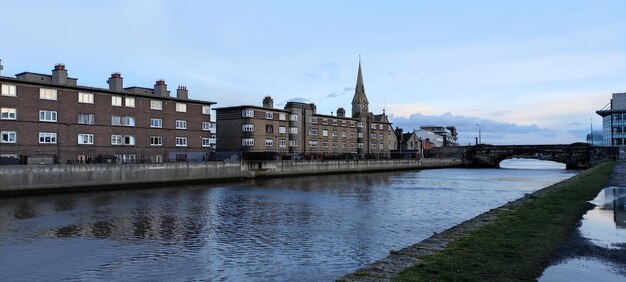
[414,129,443,147]
[0,63,215,164]
[419,125,458,146]
[596,92,626,146]
[215,62,395,158]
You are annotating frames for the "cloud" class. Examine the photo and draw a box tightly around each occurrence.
[389,112,575,145]
[326,86,354,98]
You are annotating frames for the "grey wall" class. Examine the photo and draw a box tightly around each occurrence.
[0,159,462,194]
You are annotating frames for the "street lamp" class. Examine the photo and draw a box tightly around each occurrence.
[476,124,481,145]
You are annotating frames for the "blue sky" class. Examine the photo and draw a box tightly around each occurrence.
[1,0,625,145]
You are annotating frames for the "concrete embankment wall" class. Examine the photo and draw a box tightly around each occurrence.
[0,158,462,195]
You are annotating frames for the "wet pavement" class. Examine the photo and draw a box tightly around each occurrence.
[539,162,626,281]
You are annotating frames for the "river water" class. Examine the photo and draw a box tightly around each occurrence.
[0,159,575,281]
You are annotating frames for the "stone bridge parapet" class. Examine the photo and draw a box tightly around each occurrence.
[428,143,617,169]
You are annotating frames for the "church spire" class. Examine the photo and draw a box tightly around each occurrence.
[352,59,369,117]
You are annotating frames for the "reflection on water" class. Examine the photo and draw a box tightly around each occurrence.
[580,187,626,249]
[500,158,566,170]
[0,160,575,281]
[539,257,626,282]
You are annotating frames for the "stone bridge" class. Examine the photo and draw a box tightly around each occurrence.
[429,143,618,169]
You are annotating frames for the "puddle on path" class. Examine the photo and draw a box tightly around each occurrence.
[539,187,626,281]
[539,257,625,282]
[581,186,626,249]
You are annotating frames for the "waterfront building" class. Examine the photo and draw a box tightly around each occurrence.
[596,92,626,147]
[414,129,444,147]
[0,63,215,164]
[215,62,394,158]
[419,125,458,146]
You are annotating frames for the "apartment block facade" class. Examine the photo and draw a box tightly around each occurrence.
[0,64,215,164]
[215,62,397,158]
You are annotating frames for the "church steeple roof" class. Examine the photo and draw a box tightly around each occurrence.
[351,60,369,106]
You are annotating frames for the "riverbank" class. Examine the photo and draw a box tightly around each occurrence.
[0,158,461,196]
[339,161,615,281]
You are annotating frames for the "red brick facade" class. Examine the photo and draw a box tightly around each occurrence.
[0,65,215,164]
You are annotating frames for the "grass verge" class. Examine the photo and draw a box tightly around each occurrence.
[393,161,615,281]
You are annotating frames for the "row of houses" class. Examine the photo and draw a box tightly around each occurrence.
[0,61,457,164]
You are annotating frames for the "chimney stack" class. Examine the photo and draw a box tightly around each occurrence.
[176,85,188,100]
[107,72,123,91]
[52,64,68,84]
[154,79,168,97]
[262,96,274,108]
[337,107,346,117]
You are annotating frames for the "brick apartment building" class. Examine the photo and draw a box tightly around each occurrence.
[0,63,215,164]
[215,62,397,159]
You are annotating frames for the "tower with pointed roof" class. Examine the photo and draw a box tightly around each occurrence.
[351,60,369,119]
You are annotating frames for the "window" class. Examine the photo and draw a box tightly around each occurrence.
[122,116,135,127]
[279,126,287,134]
[279,139,287,148]
[379,144,384,150]
[379,124,384,130]
[202,138,211,147]
[125,97,135,108]
[342,131,347,138]
[39,88,57,100]
[39,132,57,143]
[358,132,364,138]
[290,114,298,121]
[322,119,328,125]
[266,125,273,133]
[176,120,187,129]
[202,105,211,115]
[242,124,254,132]
[289,140,298,147]
[351,142,356,149]
[350,131,356,138]
[150,118,162,128]
[242,110,254,117]
[111,135,122,145]
[78,92,94,104]
[311,117,318,124]
[123,135,136,145]
[371,143,377,149]
[309,128,319,136]
[202,122,211,131]
[322,130,329,137]
[176,103,187,112]
[332,130,338,137]
[266,112,273,119]
[1,108,16,120]
[342,121,347,127]
[39,110,57,122]
[111,96,122,106]
[322,141,328,148]
[289,127,298,134]
[342,142,347,149]
[1,84,16,96]
[350,121,356,128]
[242,138,254,147]
[279,113,287,120]
[379,133,384,140]
[150,136,163,146]
[265,138,274,147]
[77,134,94,144]
[371,123,377,129]
[371,133,377,139]
[150,100,163,110]
[175,137,187,146]
[308,140,319,148]
[77,113,94,124]
[358,143,364,148]
[1,131,16,143]
[111,116,122,126]
[357,122,364,128]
